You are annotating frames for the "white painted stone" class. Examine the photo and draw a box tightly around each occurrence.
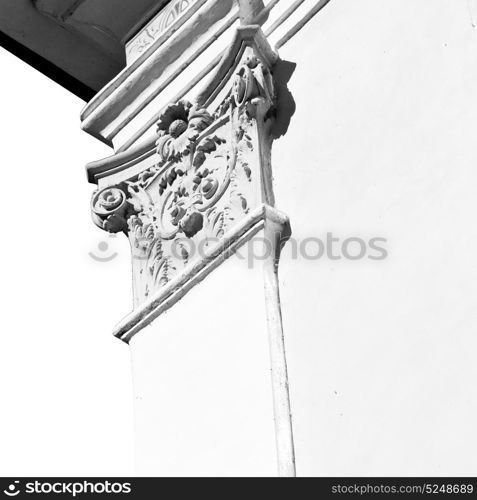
[273,0,477,475]
[129,250,277,476]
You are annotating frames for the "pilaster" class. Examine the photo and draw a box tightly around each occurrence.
[81,0,317,477]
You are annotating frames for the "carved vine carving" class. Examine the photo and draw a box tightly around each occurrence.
[91,44,276,304]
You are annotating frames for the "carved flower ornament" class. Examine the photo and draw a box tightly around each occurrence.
[155,100,213,162]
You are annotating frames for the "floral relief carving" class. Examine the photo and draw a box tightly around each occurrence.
[213,54,275,121]
[155,100,214,164]
[91,42,277,304]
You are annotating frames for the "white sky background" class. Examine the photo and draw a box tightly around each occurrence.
[0,47,134,476]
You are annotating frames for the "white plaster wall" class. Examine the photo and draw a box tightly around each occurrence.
[272,0,477,475]
[129,250,277,476]
[127,0,477,476]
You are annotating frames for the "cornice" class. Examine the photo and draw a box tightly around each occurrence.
[80,0,238,146]
[86,25,275,185]
[80,0,332,149]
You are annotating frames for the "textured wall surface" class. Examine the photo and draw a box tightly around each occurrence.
[128,0,477,476]
[130,250,277,476]
[274,0,477,476]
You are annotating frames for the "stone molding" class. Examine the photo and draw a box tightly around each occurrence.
[113,203,289,342]
[80,0,331,150]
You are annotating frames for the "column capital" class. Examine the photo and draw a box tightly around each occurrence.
[89,24,286,319]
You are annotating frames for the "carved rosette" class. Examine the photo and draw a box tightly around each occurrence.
[91,30,277,305]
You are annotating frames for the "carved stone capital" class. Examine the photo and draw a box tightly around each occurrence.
[90,26,284,309]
